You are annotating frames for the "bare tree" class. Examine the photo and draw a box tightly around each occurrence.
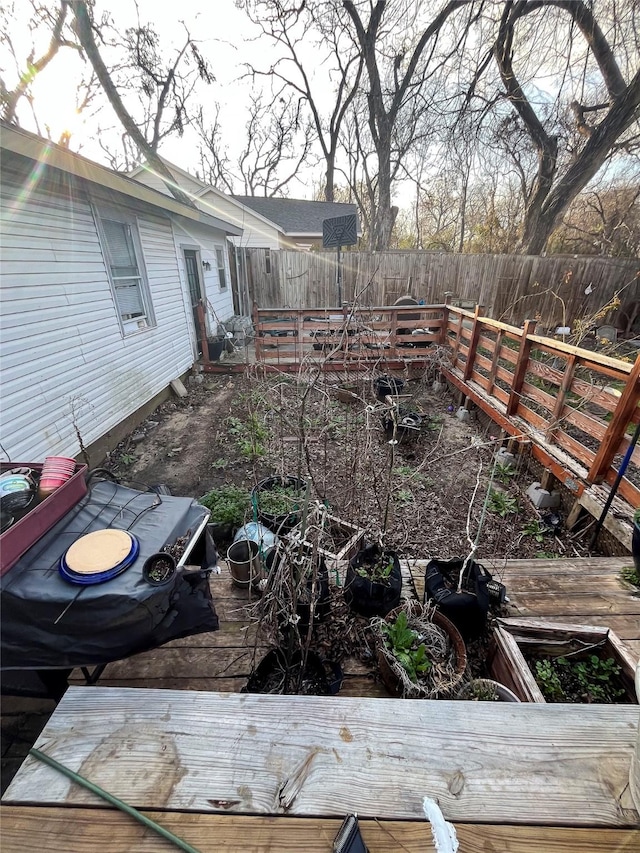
[343,0,480,250]
[1,1,84,129]
[491,0,640,254]
[241,0,363,203]
[195,105,235,193]
[236,91,314,197]
[68,0,206,207]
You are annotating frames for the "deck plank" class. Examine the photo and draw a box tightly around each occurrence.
[3,687,638,827]
[0,806,637,852]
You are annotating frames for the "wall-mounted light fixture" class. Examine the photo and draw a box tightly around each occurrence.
[202,260,212,271]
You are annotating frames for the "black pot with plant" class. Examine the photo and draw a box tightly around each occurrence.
[199,485,251,543]
[142,552,176,586]
[345,542,402,617]
[243,648,342,695]
[424,557,502,640]
[252,476,306,533]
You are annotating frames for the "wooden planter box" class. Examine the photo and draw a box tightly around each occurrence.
[316,514,365,565]
[489,617,638,704]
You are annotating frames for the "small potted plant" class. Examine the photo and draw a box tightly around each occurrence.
[373,602,467,699]
[252,476,306,533]
[344,542,402,617]
[199,485,251,544]
[457,678,520,702]
[142,552,176,585]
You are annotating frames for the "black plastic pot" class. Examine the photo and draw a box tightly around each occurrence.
[424,557,491,640]
[142,552,176,586]
[345,545,402,617]
[265,550,331,630]
[251,475,306,533]
[243,648,342,695]
[633,515,640,572]
[373,375,405,401]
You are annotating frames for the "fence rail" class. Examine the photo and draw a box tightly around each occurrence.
[253,304,640,512]
[242,248,639,330]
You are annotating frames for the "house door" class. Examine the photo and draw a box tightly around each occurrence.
[183,249,205,342]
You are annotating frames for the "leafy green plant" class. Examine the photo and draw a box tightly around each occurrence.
[211,457,228,470]
[226,414,268,459]
[634,507,640,525]
[535,655,625,703]
[199,485,251,526]
[381,612,432,683]
[356,555,395,583]
[120,453,136,466]
[394,489,413,504]
[494,461,517,484]
[521,519,551,543]
[487,489,518,517]
[258,484,302,517]
[534,659,565,701]
[621,566,640,588]
[536,550,560,559]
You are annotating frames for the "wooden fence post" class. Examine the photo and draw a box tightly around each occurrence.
[546,354,577,445]
[463,304,484,381]
[197,301,210,366]
[586,353,640,484]
[506,319,536,416]
[252,301,261,362]
[439,304,450,346]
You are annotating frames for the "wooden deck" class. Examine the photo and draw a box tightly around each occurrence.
[2,555,639,850]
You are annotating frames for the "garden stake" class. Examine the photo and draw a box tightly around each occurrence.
[28,747,203,853]
[589,419,640,550]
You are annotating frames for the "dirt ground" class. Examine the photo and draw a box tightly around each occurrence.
[107,370,593,563]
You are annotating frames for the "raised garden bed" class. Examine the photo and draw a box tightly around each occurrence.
[490,617,638,704]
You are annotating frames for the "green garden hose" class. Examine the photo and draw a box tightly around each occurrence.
[29,747,203,853]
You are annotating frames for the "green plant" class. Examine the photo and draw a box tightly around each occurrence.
[494,461,517,484]
[394,489,413,504]
[536,550,560,559]
[521,519,550,543]
[534,659,565,701]
[634,507,640,525]
[487,489,518,517]
[199,485,251,526]
[211,457,228,470]
[621,566,640,588]
[467,681,499,701]
[226,414,268,459]
[381,612,432,683]
[356,555,395,583]
[120,453,136,466]
[258,484,302,517]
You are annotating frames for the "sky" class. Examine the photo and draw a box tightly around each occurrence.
[7,0,332,198]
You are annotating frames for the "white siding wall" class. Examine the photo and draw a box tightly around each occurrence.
[171,219,235,342]
[0,157,194,461]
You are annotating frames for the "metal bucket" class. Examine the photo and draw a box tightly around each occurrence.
[227,539,262,588]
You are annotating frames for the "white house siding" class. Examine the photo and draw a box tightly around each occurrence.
[0,155,194,462]
[130,165,205,200]
[171,219,235,342]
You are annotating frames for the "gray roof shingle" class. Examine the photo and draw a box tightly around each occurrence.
[231,196,359,235]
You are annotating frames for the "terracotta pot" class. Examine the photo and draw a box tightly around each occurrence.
[377,605,467,698]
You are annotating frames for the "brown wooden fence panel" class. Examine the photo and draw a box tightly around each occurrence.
[243,249,638,330]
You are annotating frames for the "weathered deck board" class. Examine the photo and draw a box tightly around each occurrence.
[0,807,637,852]
[4,687,638,827]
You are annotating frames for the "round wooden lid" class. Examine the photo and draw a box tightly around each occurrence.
[64,530,134,575]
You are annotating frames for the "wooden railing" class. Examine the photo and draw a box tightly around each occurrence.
[252,303,640,509]
[253,304,447,367]
[445,306,640,507]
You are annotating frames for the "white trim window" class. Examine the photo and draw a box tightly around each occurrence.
[215,247,227,291]
[96,207,154,333]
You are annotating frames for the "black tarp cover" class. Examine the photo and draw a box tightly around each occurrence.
[1,481,218,669]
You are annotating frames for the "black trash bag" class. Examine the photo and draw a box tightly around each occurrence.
[424,558,492,640]
[345,543,402,617]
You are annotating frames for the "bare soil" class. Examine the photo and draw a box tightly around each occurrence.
[106,370,592,565]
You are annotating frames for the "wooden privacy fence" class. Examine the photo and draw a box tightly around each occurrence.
[242,248,639,329]
[253,303,640,510]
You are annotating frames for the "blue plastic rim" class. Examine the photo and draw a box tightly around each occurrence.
[58,532,140,585]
